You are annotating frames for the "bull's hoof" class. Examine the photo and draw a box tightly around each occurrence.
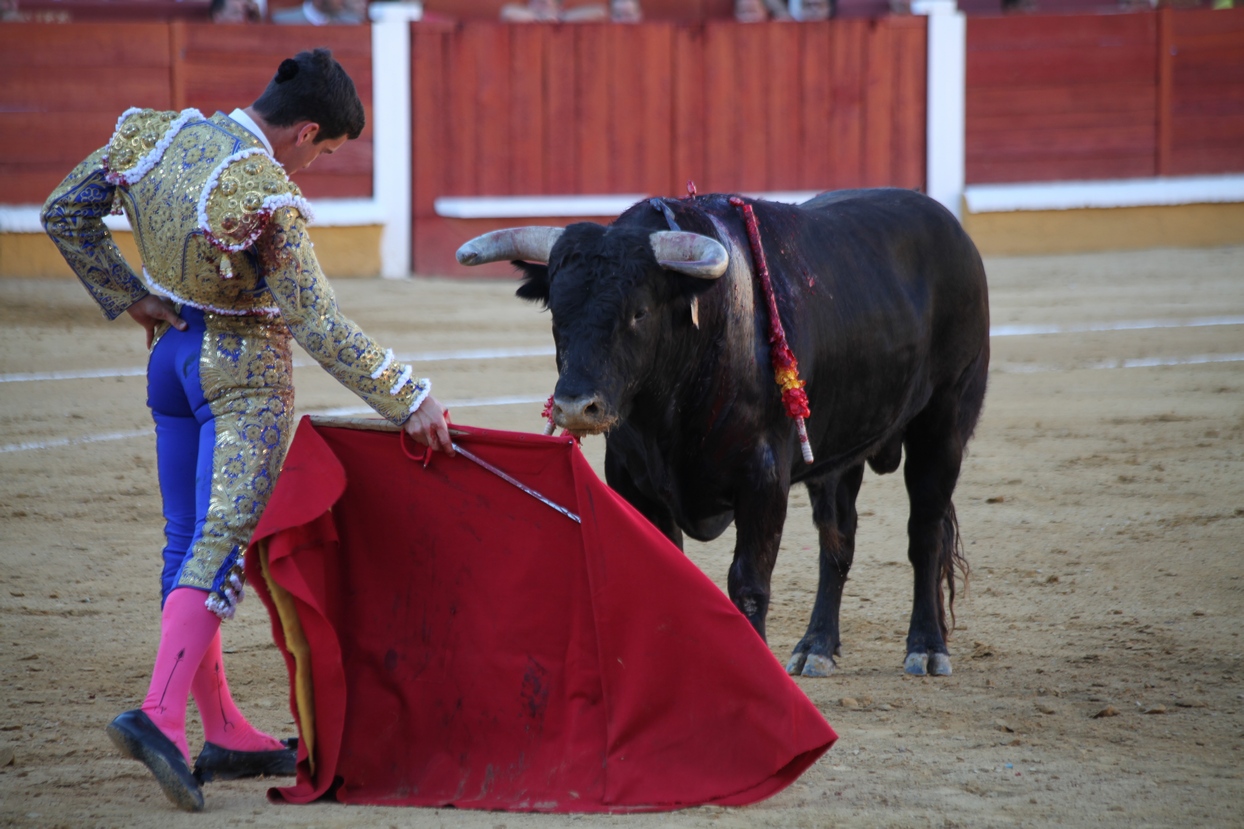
[928,653,953,676]
[904,652,929,675]
[800,653,835,677]
[786,651,835,677]
[785,652,807,675]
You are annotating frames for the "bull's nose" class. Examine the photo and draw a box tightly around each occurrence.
[552,394,612,433]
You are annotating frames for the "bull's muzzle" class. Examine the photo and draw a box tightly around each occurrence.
[551,394,615,435]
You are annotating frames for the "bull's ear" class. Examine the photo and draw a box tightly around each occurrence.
[513,261,550,306]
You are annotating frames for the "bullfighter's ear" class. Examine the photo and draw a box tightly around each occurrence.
[513,261,550,306]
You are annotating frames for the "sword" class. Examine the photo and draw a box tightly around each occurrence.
[450,442,581,524]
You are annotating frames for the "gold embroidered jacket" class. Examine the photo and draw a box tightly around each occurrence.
[41,108,428,424]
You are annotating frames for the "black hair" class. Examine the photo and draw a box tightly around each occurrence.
[251,48,365,141]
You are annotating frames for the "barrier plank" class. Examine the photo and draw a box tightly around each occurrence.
[1170,5,1244,38]
[969,84,1156,116]
[967,13,1156,50]
[968,155,1156,184]
[540,24,578,194]
[447,25,482,197]
[0,112,110,161]
[607,24,645,193]
[767,24,803,192]
[734,24,769,193]
[0,22,170,67]
[475,25,513,196]
[631,23,674,196]
[828,19,866,188]
[576,25,613,194]
[801,23,833,189]
[670,25,705,193]
[890,18,926,190]
[863,18,894,188]
[0,66,171,112]
[703,22,739,193]
[412,27,449,216]
[509,25,547,196]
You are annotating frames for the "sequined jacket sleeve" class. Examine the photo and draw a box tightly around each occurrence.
[40,147,148,320]
[262,206,430,425]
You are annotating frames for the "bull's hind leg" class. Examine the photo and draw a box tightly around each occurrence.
[901,412,962,676]
[901,359,985,676]
[786,464,865,677]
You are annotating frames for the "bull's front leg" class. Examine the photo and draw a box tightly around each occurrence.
[727,446,791,641]
[786,464,865,677]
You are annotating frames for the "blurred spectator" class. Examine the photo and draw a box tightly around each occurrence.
[611,0,641,20]
[499,0,640,21]
[735,0,830,19]
[211,0,262,22]
[272,0,367,24]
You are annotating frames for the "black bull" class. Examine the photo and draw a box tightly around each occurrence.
[457,188,990,677]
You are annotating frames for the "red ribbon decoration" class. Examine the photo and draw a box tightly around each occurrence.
[729,197,814,463]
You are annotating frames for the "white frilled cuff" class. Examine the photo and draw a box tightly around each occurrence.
[407,377,432,419]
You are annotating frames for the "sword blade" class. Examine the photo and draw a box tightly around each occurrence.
[450,442,581,524]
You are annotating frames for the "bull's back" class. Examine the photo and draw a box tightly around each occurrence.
[794,188,988,357]
[769,188,989,466]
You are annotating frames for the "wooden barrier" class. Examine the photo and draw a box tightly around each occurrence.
[0,22,372,205]
[410,18,928,275]
[966,12,1160,184]
[4,11,1243,275]
[1160,6,1244,177]
[966,7,1244,185]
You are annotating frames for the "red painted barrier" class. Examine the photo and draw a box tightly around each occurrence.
[966,7,1244,185]
[0,22,372,204]
[410,18,928,275]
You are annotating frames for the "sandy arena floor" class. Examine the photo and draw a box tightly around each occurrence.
[1,245,1242,828]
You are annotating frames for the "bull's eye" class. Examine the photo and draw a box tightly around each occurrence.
[630,307,649,325]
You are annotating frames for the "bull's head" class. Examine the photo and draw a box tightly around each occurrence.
[456,224,728,436]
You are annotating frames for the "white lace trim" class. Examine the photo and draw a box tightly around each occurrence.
[104,108,204,186]
[390,364,413,396]
[196,150,314,254]
[197,147,266,249]
[205,569,244,620]
[407,378,432,416]
[141,267,280,318]
[263,191,315,224]
[369,348,394,379]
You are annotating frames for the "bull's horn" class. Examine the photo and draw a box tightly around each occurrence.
[456,227,565,266]
[650,231,728,279]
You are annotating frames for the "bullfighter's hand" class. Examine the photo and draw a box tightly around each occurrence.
[404,394,454,456]
[126,294,187,350]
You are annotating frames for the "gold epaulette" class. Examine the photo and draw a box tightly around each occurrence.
[104,107,204,186]
[198,149,311,252]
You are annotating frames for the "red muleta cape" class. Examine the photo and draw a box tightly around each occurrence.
[246,417,836,812]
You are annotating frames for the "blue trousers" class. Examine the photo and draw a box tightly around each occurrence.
[147,307,294,606]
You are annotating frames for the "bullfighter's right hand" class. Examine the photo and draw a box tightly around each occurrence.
[404,394,454,456]
[126,294,187,350]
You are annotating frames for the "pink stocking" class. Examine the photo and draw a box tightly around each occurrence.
[140,588,220,762]
[191,631,284,752]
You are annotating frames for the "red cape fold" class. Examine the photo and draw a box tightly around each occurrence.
[247,417,836,812]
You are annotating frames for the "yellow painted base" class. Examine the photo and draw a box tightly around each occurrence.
[0,225,383,279]
[963,202,1244,256]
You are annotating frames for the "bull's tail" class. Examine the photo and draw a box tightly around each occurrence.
[938,341,986,642]
[938,501,970,642]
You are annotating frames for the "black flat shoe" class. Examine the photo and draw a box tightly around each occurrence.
[193,738,297,783]
[106,709,204,812]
